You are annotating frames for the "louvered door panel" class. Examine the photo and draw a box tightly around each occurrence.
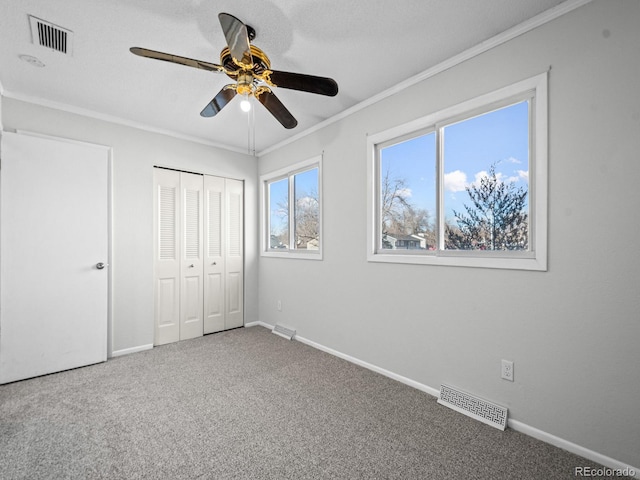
[159,186,177,261]
[153,168,180,345]
[179,172,204,341]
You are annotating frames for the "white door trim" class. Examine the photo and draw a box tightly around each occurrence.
[12,129,114,357]
[0,130,112,382]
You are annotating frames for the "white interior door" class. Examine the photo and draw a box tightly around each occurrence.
[0,132,109,384]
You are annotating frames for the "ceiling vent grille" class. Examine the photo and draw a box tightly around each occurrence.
[29,15,73,55]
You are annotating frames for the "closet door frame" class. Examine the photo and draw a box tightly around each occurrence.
[154,167,244,344]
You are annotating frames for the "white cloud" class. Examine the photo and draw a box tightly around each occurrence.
[446,168,528,193]
[397,188,412,198]
[444,170,467,192]
[505,156,522,164]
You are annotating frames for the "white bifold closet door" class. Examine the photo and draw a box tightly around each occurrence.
[153,168,243,346]
[204,175,244,334]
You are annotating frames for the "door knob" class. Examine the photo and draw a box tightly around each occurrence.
[96,262,108,270]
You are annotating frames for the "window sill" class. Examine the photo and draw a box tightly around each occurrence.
[262,250,323,261]
[368,251,546,271]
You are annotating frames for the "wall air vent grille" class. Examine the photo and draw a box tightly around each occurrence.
[438,384,508,431]
[272,324,296,340]
[29,15,73,55]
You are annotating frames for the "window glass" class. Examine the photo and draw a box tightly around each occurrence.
[443,101,530,251]
[261,155,323,259]
[379,132,436,250]
[268,177,289,249]
[294,168,320,250]
[367,72,547,270]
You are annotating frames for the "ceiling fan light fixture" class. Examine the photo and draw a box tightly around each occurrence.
[240,93,252,112]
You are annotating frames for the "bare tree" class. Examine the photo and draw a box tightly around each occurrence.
[294,187,319,249]
[380,169,435,248]
[275,187,320,249]
[380,169,413,234]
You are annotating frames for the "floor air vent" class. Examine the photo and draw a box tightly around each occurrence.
[29,15,73,55]
[438,384,508,431]
[272,324,296,340]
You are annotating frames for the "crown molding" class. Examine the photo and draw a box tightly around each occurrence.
[0,89,254,156]
[257,0,593,157]
[1,0,593,158]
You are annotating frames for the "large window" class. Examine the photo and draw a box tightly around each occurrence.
[367,73,547,270]
[262,155,322,259]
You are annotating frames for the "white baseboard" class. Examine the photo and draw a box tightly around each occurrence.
[294,333,441,398]
[244,320,273,329]
[508,420,639,479]
[110,343,153,358]
[254,324,638,478]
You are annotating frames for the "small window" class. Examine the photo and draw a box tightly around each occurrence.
[261,156,322,259]
[367,73,547,270]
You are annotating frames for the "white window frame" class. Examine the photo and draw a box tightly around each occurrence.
[367,73,547,271]
[260,155,323,260]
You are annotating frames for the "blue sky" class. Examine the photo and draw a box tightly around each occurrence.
[381,100,530,225]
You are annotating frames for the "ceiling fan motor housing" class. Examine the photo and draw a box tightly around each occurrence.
[220,45,271,78]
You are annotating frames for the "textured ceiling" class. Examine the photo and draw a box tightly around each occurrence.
[0,0,574,154]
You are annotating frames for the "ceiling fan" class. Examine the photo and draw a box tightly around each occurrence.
[130,12,339,129]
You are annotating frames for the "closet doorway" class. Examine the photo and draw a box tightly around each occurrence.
[153,167,243,346]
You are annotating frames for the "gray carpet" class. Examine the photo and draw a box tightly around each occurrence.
[0,326,616,479]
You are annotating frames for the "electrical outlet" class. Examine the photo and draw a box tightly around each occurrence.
[501,359,514,382]
[277,300,282,311]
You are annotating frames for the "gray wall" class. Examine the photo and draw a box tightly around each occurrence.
[1,98,259,355]
[258,0,640,468]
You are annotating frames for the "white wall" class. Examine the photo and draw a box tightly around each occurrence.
[1,98,259,355]
[258,0,640,470]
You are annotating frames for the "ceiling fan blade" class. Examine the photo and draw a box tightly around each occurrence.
[130,47,224,73]
[200,86,237,117]
[256,89,298,129]
[218,13,253,68]
[267,70,338,97]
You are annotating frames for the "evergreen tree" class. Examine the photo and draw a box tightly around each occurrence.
[446,164,528,250]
